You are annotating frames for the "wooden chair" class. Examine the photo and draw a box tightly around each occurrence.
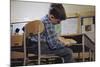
[24,20,64,65]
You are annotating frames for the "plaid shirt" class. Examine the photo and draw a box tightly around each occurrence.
[30,15,64,50]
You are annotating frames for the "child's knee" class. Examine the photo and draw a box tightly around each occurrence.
[64,47,73,56]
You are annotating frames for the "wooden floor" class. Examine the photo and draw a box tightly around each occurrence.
[11,51,95,66]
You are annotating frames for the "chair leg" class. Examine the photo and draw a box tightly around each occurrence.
[61,57,64,63]
[38,29,41,65]
[23,32,27,66]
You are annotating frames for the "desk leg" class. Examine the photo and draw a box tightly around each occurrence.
[82,34,85,62]
[92,51,95,61]
[89,49,92,61]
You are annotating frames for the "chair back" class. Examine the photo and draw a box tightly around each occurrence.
[25,20,44,37]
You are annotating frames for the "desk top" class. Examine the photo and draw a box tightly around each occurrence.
[60,34,82,37]
[61,34,83,44]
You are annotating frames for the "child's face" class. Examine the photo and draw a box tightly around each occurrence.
[49,15,61,25]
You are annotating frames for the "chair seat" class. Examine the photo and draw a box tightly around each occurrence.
[40,54,60,59]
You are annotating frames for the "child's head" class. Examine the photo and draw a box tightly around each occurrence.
[49,3,66,24]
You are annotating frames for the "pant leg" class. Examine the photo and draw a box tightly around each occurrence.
[52,47,74,63]
[27,41,74,63]
[40,43,74,63]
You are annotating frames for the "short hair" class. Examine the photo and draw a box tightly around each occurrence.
[49,3,66,20]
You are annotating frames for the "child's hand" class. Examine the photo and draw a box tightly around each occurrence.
[58,37,76,46]
[58,37,70,46]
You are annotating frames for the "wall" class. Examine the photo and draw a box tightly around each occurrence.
[82,17,95,42]
[11,0,50,22]
[63,4,95,17]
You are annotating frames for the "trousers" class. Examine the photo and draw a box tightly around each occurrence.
[26,40,74,63]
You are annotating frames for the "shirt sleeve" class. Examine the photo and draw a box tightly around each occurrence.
[44,23,64,50]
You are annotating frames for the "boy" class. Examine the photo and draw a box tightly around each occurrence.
[28,3,74,63]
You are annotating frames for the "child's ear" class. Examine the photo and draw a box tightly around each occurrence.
[50,15,55,19]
